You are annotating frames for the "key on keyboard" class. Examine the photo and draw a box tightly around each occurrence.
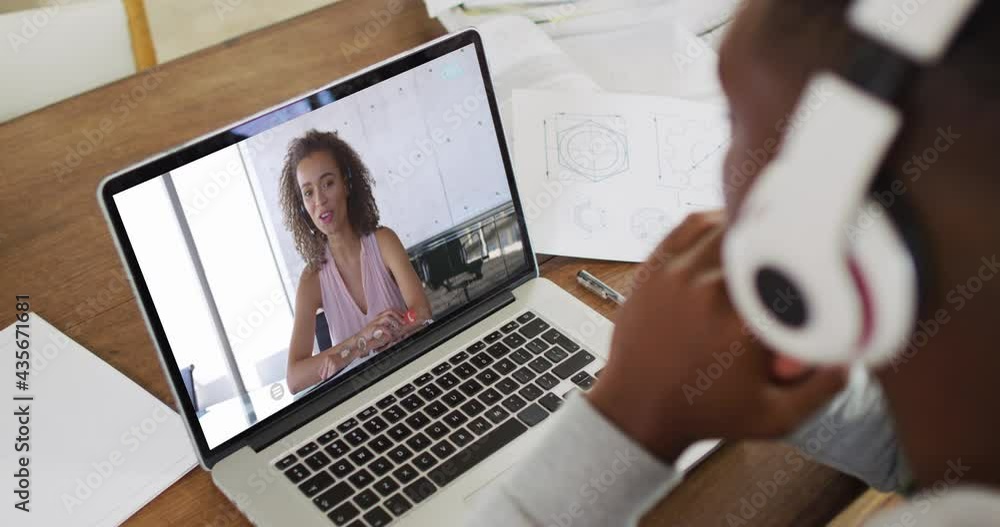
[541,329,580,352]
[552,350,595,379]
[516,311,536,323]
[284,464,310,484]
[426,419,527,487]
[313,481,354,512]
[275,454,297,470]
[299,471,334,497]
[286,313,600,524]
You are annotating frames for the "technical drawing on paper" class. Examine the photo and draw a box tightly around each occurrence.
[653,113,730,207]
[545,113,630,183]
[630,207,677,242]
[572,198,609,239]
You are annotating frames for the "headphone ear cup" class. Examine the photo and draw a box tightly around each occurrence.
[724,212,865,365]
[847,200,920,367]
[722,199,919,367]
[722,73,919,366]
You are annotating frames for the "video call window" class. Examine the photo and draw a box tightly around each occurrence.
[113,44,526,449]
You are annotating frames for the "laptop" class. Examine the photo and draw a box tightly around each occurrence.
[99,29,713,526]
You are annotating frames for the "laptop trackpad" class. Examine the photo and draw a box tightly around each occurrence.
[462,465,514,503]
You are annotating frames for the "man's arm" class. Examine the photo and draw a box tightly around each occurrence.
[470,213,847,525]
[469,367,910,527]
[469,394,682,527]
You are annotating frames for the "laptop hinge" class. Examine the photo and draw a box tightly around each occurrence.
[248,287,519,453]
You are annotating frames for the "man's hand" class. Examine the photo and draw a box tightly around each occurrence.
[588,211,847,462]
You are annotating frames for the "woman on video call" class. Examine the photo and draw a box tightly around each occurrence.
[281,130,431,394]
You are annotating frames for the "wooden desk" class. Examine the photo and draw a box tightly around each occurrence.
[0,0,866,524]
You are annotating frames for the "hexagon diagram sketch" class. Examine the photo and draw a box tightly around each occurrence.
[545,113,630,183]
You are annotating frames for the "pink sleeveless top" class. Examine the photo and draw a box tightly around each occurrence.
[318,232,408,347]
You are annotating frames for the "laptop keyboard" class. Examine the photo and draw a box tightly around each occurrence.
[272,311,602,526]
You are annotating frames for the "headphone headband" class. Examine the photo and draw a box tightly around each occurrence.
[722,0,981,366]
[849,0,979,63]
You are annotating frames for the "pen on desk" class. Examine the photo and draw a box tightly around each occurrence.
[576,270,627,306]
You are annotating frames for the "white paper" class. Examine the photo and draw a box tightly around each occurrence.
[513,89,730,262]
[440,4,728,101]
[557,20,725,101]
[424,0,463,17]
[672,0,742,36]
[472,16,600,145]
[463,0,571,6]
[443,0,673,36]
[1,315,196,526]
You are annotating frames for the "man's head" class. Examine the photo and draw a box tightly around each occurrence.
[720,0,1000,490]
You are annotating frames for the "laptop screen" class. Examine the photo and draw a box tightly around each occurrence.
[106,35,531,454]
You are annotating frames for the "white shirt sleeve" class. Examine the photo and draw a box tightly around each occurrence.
[466,373,1000,526]
[467,393,682,527]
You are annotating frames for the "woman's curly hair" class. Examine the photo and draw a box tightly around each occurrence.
[279,129,379,270]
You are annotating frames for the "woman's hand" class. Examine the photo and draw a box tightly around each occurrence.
[360,309,407,351]
[588,211,847,462]
[316,310,406,382]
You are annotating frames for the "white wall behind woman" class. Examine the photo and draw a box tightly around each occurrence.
[241,44,511,300]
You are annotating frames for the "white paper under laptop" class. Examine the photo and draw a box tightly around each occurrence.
[0,315,196,527]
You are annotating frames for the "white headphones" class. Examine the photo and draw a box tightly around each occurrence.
[723,0,981,366]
